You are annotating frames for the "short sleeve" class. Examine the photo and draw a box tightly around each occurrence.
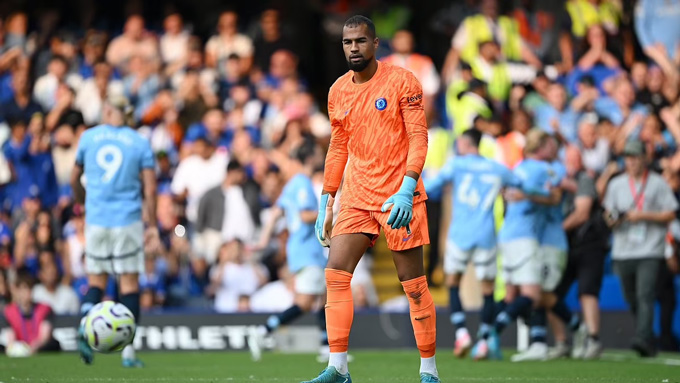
[576,173,597,199]
[550,163,567,187]
[499,164,521,188]
[656,178,680,212]
[602,179,616,211]
[141,139,155,169]
[519,163,551,197]
[75,137,89,167]
[296,180,318,211]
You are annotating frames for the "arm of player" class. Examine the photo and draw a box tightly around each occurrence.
[526,186,562,206]
[255,205,283,250]
[423,158,455,196]
[71,164,85,205]
[401,73,428,180]
[322,92,349,198]
[300,210,318,224]
[316,91,346,246]
[142,168,161,252]
[381,73,428,230]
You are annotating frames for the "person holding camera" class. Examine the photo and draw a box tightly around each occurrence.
[602,140,678,357]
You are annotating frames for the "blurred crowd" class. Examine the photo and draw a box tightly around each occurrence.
[0,0,678,341]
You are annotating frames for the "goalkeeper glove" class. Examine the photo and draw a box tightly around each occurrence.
[315,193,334,247]
[381,176,417,230]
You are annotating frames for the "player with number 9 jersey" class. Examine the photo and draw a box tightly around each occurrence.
[72,98,158,368]
[76,126,155,229]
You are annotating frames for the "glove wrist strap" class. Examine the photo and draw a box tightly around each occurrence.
[399,176,418,195]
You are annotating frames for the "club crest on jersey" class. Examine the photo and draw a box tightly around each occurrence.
[375,97,387,111]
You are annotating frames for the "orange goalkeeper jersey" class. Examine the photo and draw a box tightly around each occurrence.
[324,61,429,210]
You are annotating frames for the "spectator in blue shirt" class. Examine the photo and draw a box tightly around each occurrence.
[635,0,680,81]
[594,76,649,128]
[140,255,167,310]
[123,55,161,122]
[182,108,229,155]
[0,69,42,124]
[534,83,581,144]
[2,116,58,212]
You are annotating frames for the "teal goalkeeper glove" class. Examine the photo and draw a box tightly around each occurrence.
[381,176,417,230]
[315,193,334,247]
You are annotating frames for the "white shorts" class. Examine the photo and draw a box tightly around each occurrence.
[85,221,144,275]
[294,266,326,295]
[500,238,541,286]
[444,240,497,280]
[192,229,223,265]
[540,246,567,292]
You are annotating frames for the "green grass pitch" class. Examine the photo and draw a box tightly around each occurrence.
[1,350,679,382]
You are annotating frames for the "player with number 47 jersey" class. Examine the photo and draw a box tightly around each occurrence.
[71,97,159,368]
[424,128,520,358]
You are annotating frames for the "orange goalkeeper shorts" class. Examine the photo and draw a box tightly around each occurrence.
[332,201,430,251]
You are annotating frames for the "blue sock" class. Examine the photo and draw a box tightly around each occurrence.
[494,296,533,335]
[529,309,547,344]
[318,308,328,346]
[481,294,495,327]
[552,300,580,331]
[495,299,507,316]
[449,286,465,330]
[266,305,303,333]
[120,293,141,324]
[80,287,104,318]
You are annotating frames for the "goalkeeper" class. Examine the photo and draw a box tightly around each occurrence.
[302,15,440,383]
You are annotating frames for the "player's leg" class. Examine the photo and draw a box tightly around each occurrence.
[386,202,439,382]
[323,234,369,374]
[79,223,113,365]
[515,245,566,362]
[301,205,376,383]
[262,267,322,334]
[78,273,108,364]
[316,296,330,363]
[443,240,471,356]
[473,247,498,341]
[114,221,145,367]
[393,246,439,381]
[119,272,142,366]
[546,248,578,360]
[494,240,541,336]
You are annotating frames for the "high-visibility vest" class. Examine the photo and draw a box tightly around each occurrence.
[460,15,522,63]
[565,0,600,38]
[451,92,492,137]
[424,128,453,172]
[470,59,512,102]
[598,0,621,32]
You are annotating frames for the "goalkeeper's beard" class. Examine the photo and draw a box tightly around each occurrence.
[347,55,372,72]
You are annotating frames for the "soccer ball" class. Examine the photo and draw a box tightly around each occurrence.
[83,301,136,353]
[6,341,32,357]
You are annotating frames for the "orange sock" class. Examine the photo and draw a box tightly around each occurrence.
[401,275,437,358]
[325,268,354,353]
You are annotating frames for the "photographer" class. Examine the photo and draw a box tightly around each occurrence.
[602,140,678,357]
